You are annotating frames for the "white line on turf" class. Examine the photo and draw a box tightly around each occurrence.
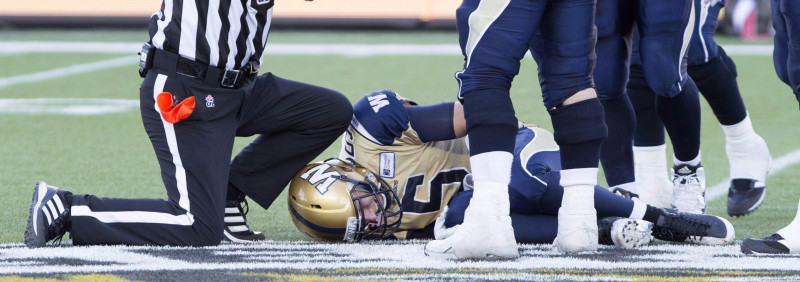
[0,242,798,277]
[707,148,800,202]
[0,98,139,115]
[0,56,134,90]
[0,41,775,56]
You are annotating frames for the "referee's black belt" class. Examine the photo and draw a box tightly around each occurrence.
[151,49,258,88]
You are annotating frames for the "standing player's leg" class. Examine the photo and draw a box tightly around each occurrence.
[26,68,244,247]
[740,0,800,254]
[224,73,352,242]
[686,0,770,217]
[628,55,674,208]
[533,0,605,253]
[593,0,638,194]
[424,0,544,260]
[638,0,706,214]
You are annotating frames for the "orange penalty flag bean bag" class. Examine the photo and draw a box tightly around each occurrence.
[157,92,195,124]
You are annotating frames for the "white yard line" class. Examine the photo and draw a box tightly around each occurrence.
[0,56,134,90]
[707,148,800,202]
[0,41,775,56]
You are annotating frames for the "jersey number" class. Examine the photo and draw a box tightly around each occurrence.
[401,168,468,214]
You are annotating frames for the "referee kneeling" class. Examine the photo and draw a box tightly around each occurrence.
[24,0,352,247]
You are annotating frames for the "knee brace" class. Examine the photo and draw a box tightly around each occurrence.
[550,98,607,146]
[462,89,518,155]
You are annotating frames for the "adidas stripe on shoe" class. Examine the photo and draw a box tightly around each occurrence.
[223,199,265,243]
[24,181,72,248]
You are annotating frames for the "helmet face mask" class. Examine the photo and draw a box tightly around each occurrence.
[289,158,403,242]
[345,170,402,242]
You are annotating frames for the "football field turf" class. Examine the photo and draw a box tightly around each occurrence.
[1,30,800,280]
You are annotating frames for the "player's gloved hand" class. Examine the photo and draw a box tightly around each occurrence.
[433,206,460,240]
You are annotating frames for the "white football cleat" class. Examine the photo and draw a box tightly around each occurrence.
[671,164,706,214]
[424,180,519,260]
[424,214,518,260]
[598,217,654,249]
[554,185,598,253]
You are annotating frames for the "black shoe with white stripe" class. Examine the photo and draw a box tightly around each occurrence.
[223,198,265,242]
[24,181,72,248]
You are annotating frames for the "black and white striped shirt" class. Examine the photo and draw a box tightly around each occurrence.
[148,0,274,70]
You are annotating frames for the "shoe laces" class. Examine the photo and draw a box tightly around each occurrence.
[654,210,710,242]
[673,173,704,211]
[46,210,71,245]
[230,198,256,235]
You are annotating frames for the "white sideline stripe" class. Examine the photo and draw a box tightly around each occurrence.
[0,56,134,90]
[0,98,139,115]
[707,148,800,201]
[71,206,193,225]
[0,41,775,56]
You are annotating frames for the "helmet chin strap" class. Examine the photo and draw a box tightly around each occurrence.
[344,217,361,242]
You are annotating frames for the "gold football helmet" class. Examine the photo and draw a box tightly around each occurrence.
[288,158,402,242]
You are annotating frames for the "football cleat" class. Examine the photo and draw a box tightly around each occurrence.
[727,179,766,217]
[222,197,265,243]
[652,209,734,245]
[671,164,706,214]
[724,125,771,217]
[741,234,797,254]
[598,217,653,249]
[24,181,72,248]
[554,185,598,253]
[424,180,518,260]
[424,214,519,260]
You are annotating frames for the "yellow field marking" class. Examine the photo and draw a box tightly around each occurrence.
[0,274,134,282]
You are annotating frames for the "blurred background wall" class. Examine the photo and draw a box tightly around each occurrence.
[0,0,774,36]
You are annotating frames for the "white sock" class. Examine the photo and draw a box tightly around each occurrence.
[467,152,513,218]
[560,168,598,211]
[721,114,756,141]
[628,198,648,220]
[674,151,701,167]
[777,198,800,239]
[469,151,513,184]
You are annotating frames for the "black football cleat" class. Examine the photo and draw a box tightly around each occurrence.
[741,234,794,254]
[727,179,766,217]
[24,182,72,248]
[652,209,734,245]
[598,217,653,249]
[223,197,266,243]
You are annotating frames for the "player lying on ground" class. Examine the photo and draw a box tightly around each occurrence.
[286,90,735,248]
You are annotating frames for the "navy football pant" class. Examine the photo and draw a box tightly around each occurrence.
[594,0,699,184]
[70,64,351,246]
[772,0,800,105]
[456,0,596,158]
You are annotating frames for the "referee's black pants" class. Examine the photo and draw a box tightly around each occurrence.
[69,68,352,246]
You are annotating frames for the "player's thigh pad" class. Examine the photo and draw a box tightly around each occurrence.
[532,0,597,108]
[637,0,694,97]
[455,0,544,99]
[593,0,636,100]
